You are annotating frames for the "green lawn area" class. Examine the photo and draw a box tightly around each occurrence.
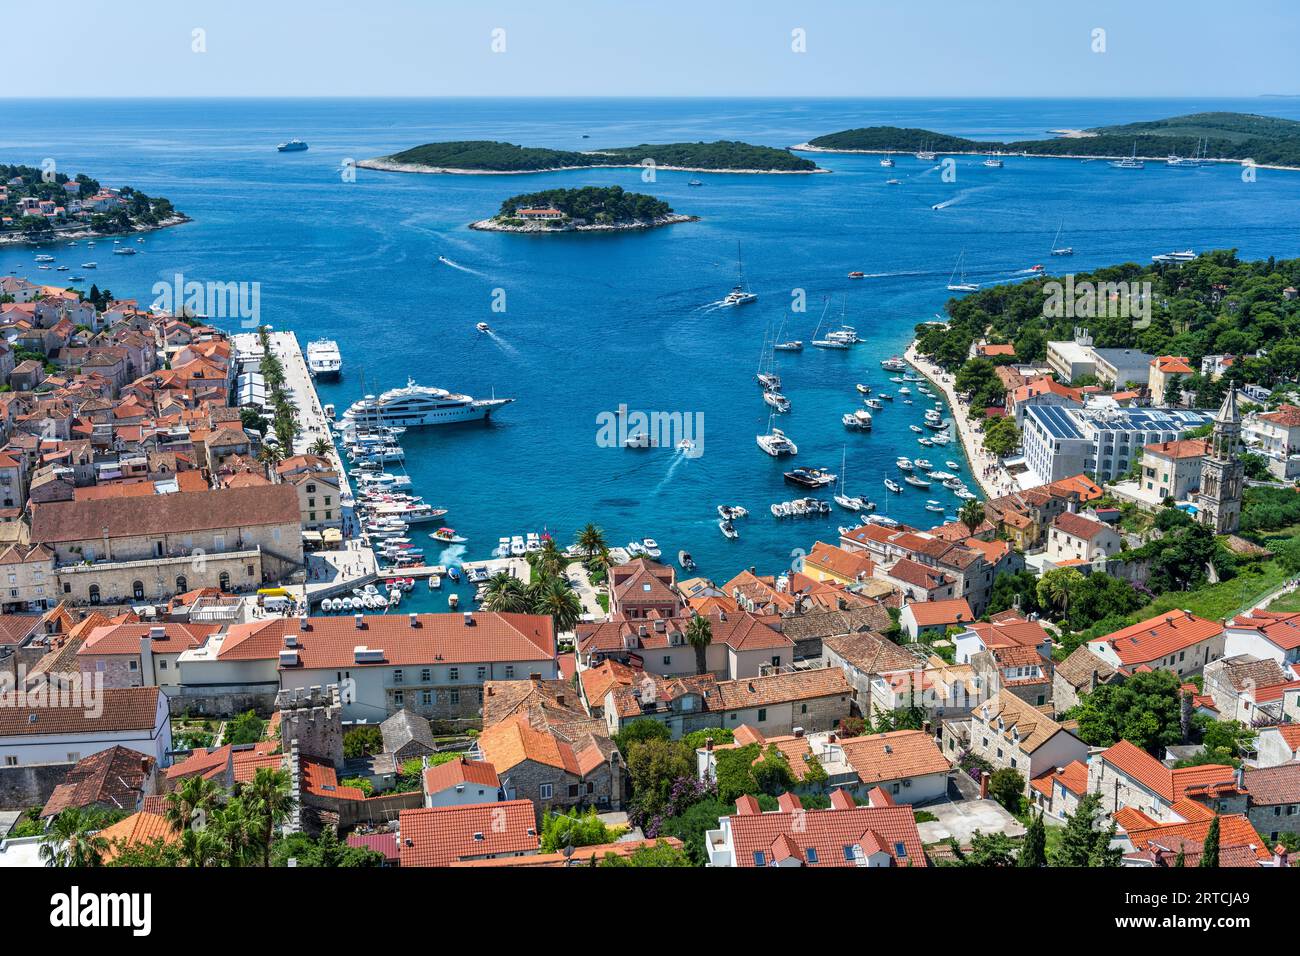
[596,593,610,613]
[1264,588,1300,614]
[1140,560,1291,621]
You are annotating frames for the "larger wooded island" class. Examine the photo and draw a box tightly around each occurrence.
[469,186,696,233]
[360,139,823,174]
[796,112,1300,169]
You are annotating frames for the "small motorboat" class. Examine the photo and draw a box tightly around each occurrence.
[925,500,945,512]
[834,494,864,511]
[946,460,961,471]
[448,593,460,609]
[447,566,461,582]
[476,322,491,333]
[884,478,903,494]
[886,178,902,185]
[909,425,923,434]
[848,271,865,279]
[905,474,932,489]
[865,398,883,410]
[718,519,739,540]
[918,437,935,447]
[717,505,748,520]
[432,527,467,544]
[678,550,697,570]
[642,538,662,559]
[915,458,933,470]
[855,383,871,395]
[896,458,914,472]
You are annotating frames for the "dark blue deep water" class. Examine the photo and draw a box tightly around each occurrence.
[4,97,1300,608]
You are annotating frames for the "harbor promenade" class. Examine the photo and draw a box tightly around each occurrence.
[904,341,1017,502]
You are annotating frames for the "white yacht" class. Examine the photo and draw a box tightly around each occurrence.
[756,427,798,457]
[723,242,757,305]
[983,155,1004,168]
[307,339,342,379]
[1109,142,1145,169]
[342,379,513,428]
[880,157,895,167]
[1151,249,1198,264]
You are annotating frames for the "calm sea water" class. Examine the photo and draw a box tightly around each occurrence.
[4,97,1300,610]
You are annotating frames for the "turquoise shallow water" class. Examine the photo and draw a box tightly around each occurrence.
[4,97,1300,610]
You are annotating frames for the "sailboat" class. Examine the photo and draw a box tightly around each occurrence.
[811,296,852,349]
[723,242,757,306]
[833,448,865,511]
[1108,141,1145,169]
[1166,138,1208,168]
[946,252,980,294]
[1049,222,1074,257]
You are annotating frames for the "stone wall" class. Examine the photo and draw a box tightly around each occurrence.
[502,756,621,818]
[0,761,74,810]
[169,690,279,717]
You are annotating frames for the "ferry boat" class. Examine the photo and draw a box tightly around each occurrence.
[1151,249,1198,264]
[307,339,342,379]
[756,427,798,457]
[277,139,309,152]
[342,379,513,428]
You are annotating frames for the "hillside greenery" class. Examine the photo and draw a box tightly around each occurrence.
[384,139,817,172]
[806,112,1300,166]
[1,162,178,235]
[495,186,672,223]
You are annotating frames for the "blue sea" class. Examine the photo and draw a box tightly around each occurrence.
[4,97,1300,611]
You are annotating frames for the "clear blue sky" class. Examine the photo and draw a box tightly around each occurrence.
[9,0,1299,98]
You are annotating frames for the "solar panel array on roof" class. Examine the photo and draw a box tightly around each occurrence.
[1028,405,1082,440]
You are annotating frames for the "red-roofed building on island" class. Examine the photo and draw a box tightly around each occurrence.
[1085,610,1226,678]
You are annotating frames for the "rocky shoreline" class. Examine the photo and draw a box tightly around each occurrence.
[469,213,698,234]
[0,213,192,247]
[359,156,828,176]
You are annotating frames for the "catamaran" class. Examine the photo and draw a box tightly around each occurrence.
[756,420,798,457]
[722,242,757,305]
[947,252,980,293]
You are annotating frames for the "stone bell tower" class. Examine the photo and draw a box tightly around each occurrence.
[1197,389,1243,534]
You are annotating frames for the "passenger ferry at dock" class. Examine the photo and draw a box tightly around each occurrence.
[307,339,342,379]
[341,379,513,428]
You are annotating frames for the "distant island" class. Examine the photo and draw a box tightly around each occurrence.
[359,139,824,174]
[795,112,1300,169]
[469,186,697,233]
[0,163,188,245]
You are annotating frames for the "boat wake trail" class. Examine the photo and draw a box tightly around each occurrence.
[438,543,467,566]
[436,256,491,279]
[483,331,523,361]
[651,449,690,496]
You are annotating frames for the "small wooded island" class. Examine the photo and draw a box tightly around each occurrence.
[795,112,1300,169]
[469,186,697,233]
[361,139,823,174]
[0,162,187,245]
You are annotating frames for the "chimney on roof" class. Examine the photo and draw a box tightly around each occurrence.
[408,613,419,627]
[463,612,474,626]
[353,613,364,629]
[793,727,804,738]
[529,673,541,682]
[828,732,837,743]
[979,770,990,800]
[1275,844,1290,868]
[1235,765,1245,790]
[884,744,893,754]
[704,736,713,752]
[556,693,565,707]
[298,614,310,630]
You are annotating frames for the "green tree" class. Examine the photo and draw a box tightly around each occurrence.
[624,737,693,821]
[1019,810,1047,867]
[308,437,332,457]
[540,808,615,853]
[481,571,531,614]
[343,725,383,759]
[987,768,1025,813]
[243,767,296,868]
[40,808,109,867]
[613,718,671,752]
[530,574,583,634]
[1051,793,1120,867]
[108,837,184,868]
[959,499,986,535]
[1199,816,1220,868]
[576,523,608,559]
[1069,669,1184,753]
[600,839,692,867]
[165,775,222,835]
[945,830,1018,867]
[1036,567,1085,618]
[685,614,713,675]
[527,537,566,580]
[224,709,266,745]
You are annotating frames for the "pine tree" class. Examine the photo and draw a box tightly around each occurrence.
[1051,793,1120,866]
[1173,847,1185,868]
[1199,816,1220,868]
[1019,810,1047,867]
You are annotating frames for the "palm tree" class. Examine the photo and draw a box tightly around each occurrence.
[576,523,607,560]
[165,775,222,835]
[482,571,531,614]
[244,767,296,867]
[212,795,258,867]
[959,499,986,535]
[257,443,284,467]
[180,825,224,868]
[40,808,108,867]
[1036,567,1084,618]
[309,437,332,457]
[528,537,566,580]
[531,575,584,635]
[685,614,713,675]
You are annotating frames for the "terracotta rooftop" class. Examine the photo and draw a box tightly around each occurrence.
[40,745,154,818]
[1089,610,1224,667]
[31,484,299,542]
[423,757,501,794]
[724,791,927,867]
[904,597,974,628]
[839,730,951,786]
[0,686,160,737]
[398,800,539,867]
[1098,739,1235,804]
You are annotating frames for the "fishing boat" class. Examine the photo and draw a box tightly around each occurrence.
[678,550,697,570]
[842,410,873,431]
[756,423,798,457]
[1109,141,1145,169]
[904,474,931,489]
[884,478,903,494]
[718,519,739,540]
[722,242,757,305]
[946,252,980,293]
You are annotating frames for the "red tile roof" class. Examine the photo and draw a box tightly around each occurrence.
[78,621,217,657]
[30,485,299,542]
[346,831,400,862]
[423,757,501,794]
[1144,438,1209,460]
[398,800,539,867]
[1228,610,1300,652]
[1122,814,1271,866]
[1090,611,1224,667]
[40,745,154,818]
[903,597,974,628]
[1030,760,1088,800]
[725,792,927,867]
[1098,739,1235,804]
[0,687,161,737]
[1052,511,1112,541]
